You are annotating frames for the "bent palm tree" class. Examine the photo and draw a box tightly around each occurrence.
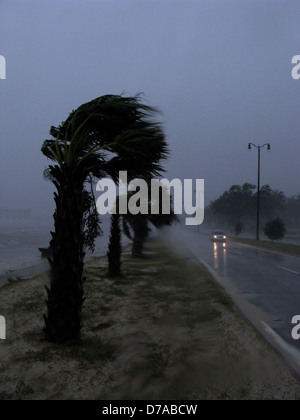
[42,121,109,342]
[103,112,169,277]
[107,213,122,277]
[42,94,168,341]
[123,188,178,258]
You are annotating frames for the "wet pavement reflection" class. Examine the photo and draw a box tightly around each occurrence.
[213,242,227,275]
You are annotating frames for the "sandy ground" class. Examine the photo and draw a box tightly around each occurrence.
[0,239,299,400]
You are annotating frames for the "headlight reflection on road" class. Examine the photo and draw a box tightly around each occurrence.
[213,242,227,275]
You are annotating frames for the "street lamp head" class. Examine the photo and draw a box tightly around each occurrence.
[248,143,252,150]
[267,143,271,150]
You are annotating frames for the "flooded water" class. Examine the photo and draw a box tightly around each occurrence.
[0,213,125,286]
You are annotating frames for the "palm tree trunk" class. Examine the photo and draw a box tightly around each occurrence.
[44,176,85,343]
[107,214,122,277]
[132,216,149,258]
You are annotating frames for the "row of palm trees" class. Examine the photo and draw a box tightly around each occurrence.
[106,185,177,277]
[41,94,174,343]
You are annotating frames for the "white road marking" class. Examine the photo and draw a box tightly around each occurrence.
[261,321,300,366]
[278,266,300,276]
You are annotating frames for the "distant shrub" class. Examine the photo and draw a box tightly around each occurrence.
[263,217,286,242]
[234,222,244,236]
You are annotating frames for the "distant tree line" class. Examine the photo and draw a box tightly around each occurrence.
[207,183,299,230]
[285,195,300,228]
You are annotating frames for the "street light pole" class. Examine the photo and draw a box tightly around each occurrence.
[256,145,261,241]
[248,143,271,240]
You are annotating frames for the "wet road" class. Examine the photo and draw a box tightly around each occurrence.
[163,226,300,376]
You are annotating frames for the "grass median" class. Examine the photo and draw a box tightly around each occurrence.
[0,238,299,400]
[230,237,300,257]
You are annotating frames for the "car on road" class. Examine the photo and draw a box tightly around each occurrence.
[211,231,227,243]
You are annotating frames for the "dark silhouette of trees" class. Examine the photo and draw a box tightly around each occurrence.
[210,183,286,229]
[122,210,177,259]
[41,94,168,342]
[234,222,244,236]
[103,102,169,276]
[132,185,178,258]
[114,186,178,261]
[210,183,256,226]
[264,218,286,242]
[259,185,286,221]
[107,214,122,277]
[42,116,106,342]
[285,195,300,228]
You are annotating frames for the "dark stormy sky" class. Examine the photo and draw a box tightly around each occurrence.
[1,0,300,218]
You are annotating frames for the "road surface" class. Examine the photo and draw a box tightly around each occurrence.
[162,225,300,378]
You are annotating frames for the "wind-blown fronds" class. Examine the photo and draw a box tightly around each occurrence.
[41,93,169,341]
